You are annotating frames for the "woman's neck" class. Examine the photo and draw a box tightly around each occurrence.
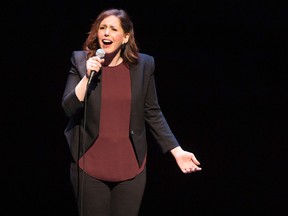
[104,50,123,67]
[110,55,123,66]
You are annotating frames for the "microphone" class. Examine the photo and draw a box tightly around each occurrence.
[88,48,105,84]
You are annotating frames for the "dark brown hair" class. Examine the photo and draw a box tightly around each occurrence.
[83,8,139,65]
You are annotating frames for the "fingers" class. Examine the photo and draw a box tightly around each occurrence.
[183,166,201,174]
[183,154,202,174]
[86,60,101,71]
[191,153,201,165]
[86,57,104,73]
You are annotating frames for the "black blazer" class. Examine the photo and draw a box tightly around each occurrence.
[62,51,179,167]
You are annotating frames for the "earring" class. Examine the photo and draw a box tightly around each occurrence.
[121,43,126,50]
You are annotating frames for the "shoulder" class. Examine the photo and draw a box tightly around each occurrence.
[71,50,88,59]
[129,53,155,74]
[70,51,88,66]
[138,53,155,66]
[139,53,154,61]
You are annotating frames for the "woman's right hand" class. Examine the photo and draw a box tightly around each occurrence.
[86,56,105,77]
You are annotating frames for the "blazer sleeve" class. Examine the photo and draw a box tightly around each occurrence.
[62,51,87,117]
[142,54,180,153]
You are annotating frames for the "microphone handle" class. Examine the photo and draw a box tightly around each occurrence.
[88,70,95,85]
[87,49,105,85]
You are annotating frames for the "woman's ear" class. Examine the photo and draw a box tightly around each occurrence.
[123,34,130,44]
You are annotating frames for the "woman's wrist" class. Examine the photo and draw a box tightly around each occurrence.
[170,146,183,157]
[85,71,90,78]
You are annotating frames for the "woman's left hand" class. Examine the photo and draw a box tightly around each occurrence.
[171,146,202,174]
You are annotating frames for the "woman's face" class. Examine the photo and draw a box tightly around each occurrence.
[97,15,129,55]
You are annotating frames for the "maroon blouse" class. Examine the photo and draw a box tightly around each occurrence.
[78,62,146,181]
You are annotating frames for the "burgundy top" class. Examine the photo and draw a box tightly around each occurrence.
[78,62,146,181]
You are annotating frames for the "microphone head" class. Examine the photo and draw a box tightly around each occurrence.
[96,49,105,59]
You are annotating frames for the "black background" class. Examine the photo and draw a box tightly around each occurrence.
[3,0,288,215]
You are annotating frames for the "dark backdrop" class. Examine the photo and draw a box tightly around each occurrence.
[3,1,288,215]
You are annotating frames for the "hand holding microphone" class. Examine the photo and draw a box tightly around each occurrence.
[86,49,105,84]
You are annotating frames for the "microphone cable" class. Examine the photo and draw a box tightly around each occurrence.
[78,49,105,216]
[79,72,93,216]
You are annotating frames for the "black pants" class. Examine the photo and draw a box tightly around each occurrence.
[70,162,146,216]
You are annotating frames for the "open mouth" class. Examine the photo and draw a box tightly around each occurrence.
[102,39,112,45]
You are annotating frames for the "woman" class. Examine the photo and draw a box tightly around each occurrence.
[62,8,201,216]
